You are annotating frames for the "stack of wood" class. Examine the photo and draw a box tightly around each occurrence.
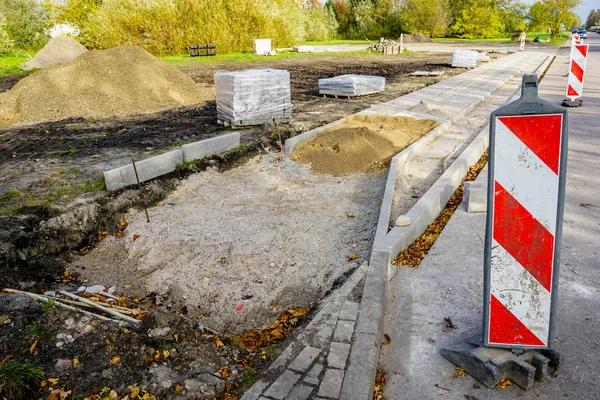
[368,38,401,55]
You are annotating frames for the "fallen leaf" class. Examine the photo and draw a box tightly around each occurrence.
[215,366,230,379]
[162,349,169,358]
[30,339,39,354]
[347,252,359,261]
[109,390,118,399]
[456,367,468,377]
[72,359,79,367]
[497,378,513,389]
[47,378,59,385]
[117,220,128,231]
[133,234,140,242]
[383,334,391,345]
[215,338,224,347]
[80,246,89,255]
[109,356,121,365]
[52,171,61,176]
[174,384,183,394]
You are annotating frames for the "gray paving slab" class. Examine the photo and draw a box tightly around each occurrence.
[285,384,314,400]
[381,38,600,399]
[303,362,323,385]
[263,370,301,399]
[327,342,351,369]
[318,369,345,399]
[339,301,359,321]
[104,149,182,191]
[288,346,321,372]
[181,131,240,162]
[332,320,354,343]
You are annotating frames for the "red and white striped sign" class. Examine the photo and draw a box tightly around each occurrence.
[567,44,588,100]
[520,33,526,51]
[487,114,564,347]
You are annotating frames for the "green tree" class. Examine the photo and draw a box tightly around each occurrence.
[401,0,450,37]
[451,0,504,38]
[585,9,599,28]
[498,0,528,34]
[536,0,582,39]
[0,11,13,53]
[0,0,49,50]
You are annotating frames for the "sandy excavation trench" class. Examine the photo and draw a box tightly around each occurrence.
[72,115,438,333]
[73,154,385,333]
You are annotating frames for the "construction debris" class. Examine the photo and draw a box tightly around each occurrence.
[368,38,401,54]
[215,68,292,126]
[2,287,147,326]
[319,74,385,97]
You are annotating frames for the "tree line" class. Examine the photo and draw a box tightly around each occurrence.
[0,0,584,55]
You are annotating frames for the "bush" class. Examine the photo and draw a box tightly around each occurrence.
[0,0,49,51]
[81,0,310,55]
[305,5,339,41]
[0,12,13,53]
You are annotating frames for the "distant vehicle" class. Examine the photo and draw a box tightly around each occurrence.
[578,29,588,39]
[572,28,578,33]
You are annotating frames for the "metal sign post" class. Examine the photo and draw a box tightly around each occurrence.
[441,75,566,389]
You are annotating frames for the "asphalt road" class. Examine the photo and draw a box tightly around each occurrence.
[381,33,600,399]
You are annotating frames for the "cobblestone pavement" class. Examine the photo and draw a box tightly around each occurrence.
[241,263,367,400]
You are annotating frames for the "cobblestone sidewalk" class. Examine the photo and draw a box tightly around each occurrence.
[241,263,368,400]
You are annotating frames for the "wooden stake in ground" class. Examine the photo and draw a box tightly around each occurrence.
[131,156,150,223]
[276,120,283,153]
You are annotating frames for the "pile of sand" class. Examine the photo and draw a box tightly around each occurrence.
[402,33,434,43]
[20,36,88,71]
[292,115,439,175]
[1,46,214,124]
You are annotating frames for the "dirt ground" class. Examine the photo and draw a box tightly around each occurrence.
[72,153,385,333]
[0,51,479,399]
[0,52,460,282]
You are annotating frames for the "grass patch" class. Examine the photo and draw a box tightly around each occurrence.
[0,358,44,398]
[530,32,570,46]
[0,54,29,78]
[160,49,385,66]
[0,178,105,216]
[27,322,54,342]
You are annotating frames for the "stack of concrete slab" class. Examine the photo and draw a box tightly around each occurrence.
[318,74,385,97]
[293,45,315,53]
[451,49,479,68]
[214,68,292,126]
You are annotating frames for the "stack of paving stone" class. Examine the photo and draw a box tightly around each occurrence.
[368,38,401,54]
[318,75,385,97]
[214,68,292,126]
[451,49,480,68]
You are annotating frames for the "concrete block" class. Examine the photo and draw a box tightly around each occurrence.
[318,369,345,399]
[339,301,359,321]
[333,320,355,343]
[181,132,240,163]
[464,181,488,213]
[240,380,269,400]
[263,370,301,399]
[304,362,324,385]
[285,384,314,400]
[340,332,380,400]
[327,342,351,369]
[269,343,296,371]
[288,346,321,372]
[104,149,182,191]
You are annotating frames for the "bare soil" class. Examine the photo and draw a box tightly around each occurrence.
[0,51,465,399]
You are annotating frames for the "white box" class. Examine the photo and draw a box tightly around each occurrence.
[253,39,272,55]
